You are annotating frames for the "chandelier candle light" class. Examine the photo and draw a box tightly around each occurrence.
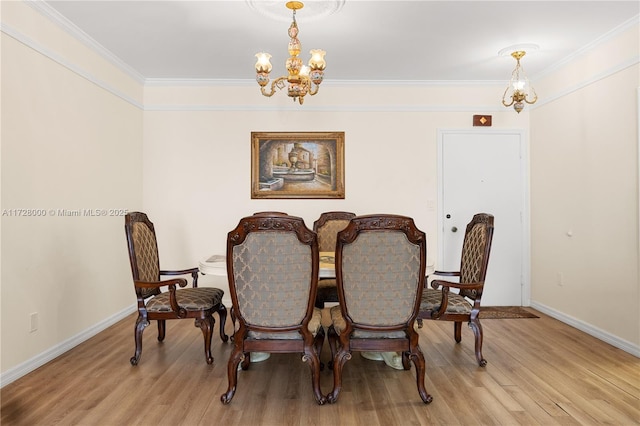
[254,1,326,104]
[502,50,538,113]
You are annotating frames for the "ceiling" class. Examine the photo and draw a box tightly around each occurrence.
[43,1,639,83]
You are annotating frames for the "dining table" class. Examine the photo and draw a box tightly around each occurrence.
[319,251,337,278]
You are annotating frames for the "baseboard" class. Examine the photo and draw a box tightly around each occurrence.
[0,304,136,388]
[530,301,640,358]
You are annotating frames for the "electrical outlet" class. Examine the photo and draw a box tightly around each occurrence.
[557,272,564,287]
[30,312,38,332]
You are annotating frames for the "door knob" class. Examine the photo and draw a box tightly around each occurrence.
[451,226,458,232]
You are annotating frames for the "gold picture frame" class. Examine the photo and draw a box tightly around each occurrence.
[251,131,345,199]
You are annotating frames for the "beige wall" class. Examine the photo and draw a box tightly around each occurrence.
[1,2,638,384]
[530,23,640,347]
[1,2,143,375]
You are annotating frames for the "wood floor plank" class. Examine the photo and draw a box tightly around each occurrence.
[2,310,639,425]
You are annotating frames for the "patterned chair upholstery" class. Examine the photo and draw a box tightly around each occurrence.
[326,215,432,404]
[417,213,494,367]
[124,212,228,365]
[221,214,326,405]
[312,211,356,308]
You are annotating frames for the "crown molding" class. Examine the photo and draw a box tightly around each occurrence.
[1,22,144,110]
[26,0,146,84]
[143,78,506,87]
[534,14,639,80]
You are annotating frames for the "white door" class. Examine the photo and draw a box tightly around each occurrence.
[438,129,528,306]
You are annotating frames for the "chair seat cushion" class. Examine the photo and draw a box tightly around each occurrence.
[329,305,406,338]
[420,288,472,314]
[248,308,323,339]
[146,287,224,312]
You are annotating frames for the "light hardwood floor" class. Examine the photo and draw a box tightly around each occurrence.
[2,308,639,425]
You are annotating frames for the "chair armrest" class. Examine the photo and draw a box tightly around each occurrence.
[160,267,199,287]
[135,278,188,289]
[428,279,484,319]
[427,270,459,288]
[428,281,451,318]
[135,278,189,316]
[431,279,483,292]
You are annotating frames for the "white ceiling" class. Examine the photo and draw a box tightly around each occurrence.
[43,1,639,83]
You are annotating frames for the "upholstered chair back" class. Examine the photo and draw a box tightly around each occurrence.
[314,211,356,252]
[317,219,351,252]
[231,231,312,329]
[128,214,161,299]
[340,230,422,328]
[458,217,492,301]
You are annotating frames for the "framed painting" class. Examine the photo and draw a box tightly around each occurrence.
[251,131,345,199]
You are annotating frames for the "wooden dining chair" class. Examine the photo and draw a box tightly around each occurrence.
[326,214,432,404]
[313,211,356,308]
[124,212,228,365]
[221,214,326,405]
[417,213,494,366]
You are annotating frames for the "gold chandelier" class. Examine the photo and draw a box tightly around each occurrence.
[502,51,538,113]
[254,1,326,105]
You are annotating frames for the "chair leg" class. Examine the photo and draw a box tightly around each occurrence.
[401,351,411,370]
[217,304,229,342]
[468,317,487,367]
[306,330,327,405]
[157,319,166,341]
[408,345,433,404]
[326,332,352,404]
[453,321,462,343]
[130,315,149,366]
[327,325,338,370]
[229,307,237,342]
[220,345,245,404]
[314,327,325,371]
[195,316,214,365]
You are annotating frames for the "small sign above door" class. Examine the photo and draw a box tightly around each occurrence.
[473,115,492,127]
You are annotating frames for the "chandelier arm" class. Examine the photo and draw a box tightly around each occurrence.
[501,87,515,107]
[260,76,289,98]
[308,82,319,96]
[524,91,538,104]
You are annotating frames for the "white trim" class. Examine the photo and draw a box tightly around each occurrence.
[0,23,144,110]
[0,304,136,388]
[530,301,640,358]
[144,78,506,87]
[530,56,639,110]
[143,103,506,113]
[26,0,146,84]
[533,14,640,81]
[437,128,531,306]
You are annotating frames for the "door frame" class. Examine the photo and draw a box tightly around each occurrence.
[437,128,531,306]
